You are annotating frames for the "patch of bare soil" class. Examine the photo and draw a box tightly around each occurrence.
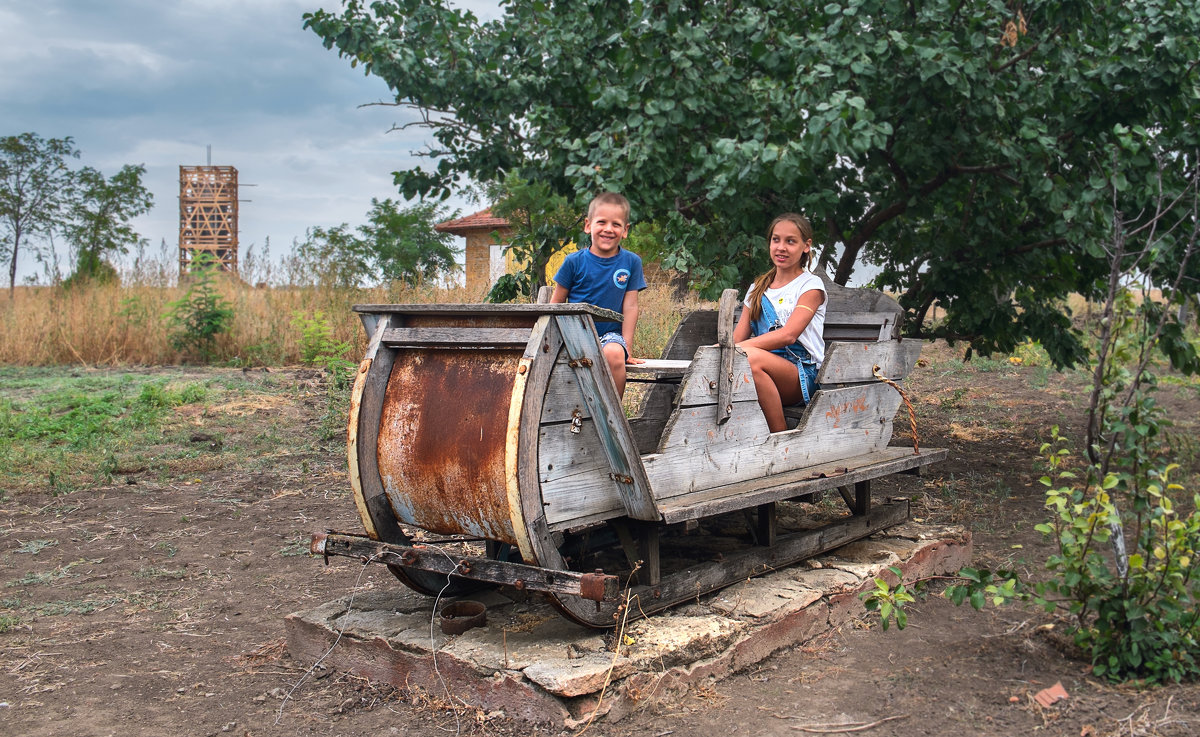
[3,347,1200,737]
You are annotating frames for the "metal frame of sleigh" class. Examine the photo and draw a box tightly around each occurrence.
[311,274,945,627]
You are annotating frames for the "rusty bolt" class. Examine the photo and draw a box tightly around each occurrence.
[458,560,471,574]
[399,550,417,565]
[518,364,527,374]
[513,579,526,590]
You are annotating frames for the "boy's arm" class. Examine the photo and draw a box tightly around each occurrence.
[621,289,643,364]
[549,284,569,303]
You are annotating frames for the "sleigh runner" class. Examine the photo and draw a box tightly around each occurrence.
[313,275,945,627]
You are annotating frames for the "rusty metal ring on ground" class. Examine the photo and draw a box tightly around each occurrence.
[439,600,487,635]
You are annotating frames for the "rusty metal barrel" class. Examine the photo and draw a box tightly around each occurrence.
[346,302,632,623]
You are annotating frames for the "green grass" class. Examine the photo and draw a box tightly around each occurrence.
[132,566,186,580]
[0,612,21,633]
[15,539,58,555]
[0,368,213,495]
[278,537,311,557]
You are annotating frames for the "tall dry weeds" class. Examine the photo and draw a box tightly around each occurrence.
[0,279,691,366]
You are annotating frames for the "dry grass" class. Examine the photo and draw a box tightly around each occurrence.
[0,279,693,367]
[0,280,474,366]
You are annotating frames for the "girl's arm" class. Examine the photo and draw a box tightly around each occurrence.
[735,289,824,351]
[549,284,569,303]
[733,307,753,343]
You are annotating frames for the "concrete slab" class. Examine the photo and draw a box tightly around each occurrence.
[285,524,970,728]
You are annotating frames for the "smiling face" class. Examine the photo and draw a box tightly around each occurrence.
[584,202,630,257]
[768,219,812,272]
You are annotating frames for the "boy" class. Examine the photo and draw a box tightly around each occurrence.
[550,192,646,397]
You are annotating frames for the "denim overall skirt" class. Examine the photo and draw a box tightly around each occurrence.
[750,296,820,404]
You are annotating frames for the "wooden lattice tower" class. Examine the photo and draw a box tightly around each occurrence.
[179,165,238,275]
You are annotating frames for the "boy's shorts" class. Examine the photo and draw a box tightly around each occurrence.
[598,332,628,360]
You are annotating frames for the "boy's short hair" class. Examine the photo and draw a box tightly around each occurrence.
[587,191,631,223]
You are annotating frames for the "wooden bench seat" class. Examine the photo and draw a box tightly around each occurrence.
[626,358,692,379]
[655,446,947,524]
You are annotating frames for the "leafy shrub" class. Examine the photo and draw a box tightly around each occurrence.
[165,254,234,362]
[291,310,351,366]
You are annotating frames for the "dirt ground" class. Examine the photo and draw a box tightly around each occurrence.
[4,342,1200,737]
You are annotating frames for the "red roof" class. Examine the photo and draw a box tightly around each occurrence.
[434,208,511,233]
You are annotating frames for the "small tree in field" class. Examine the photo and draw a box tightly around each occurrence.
[291,198,459,287]
[485,175,582,303]
[165,253,234,363]
[63,164,154,285]
[867,138,1200,684]
[0,133,78,296]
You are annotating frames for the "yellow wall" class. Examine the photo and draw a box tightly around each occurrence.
[505,241,579,285]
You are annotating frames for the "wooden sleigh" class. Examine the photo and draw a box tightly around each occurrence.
[312,275,945,627]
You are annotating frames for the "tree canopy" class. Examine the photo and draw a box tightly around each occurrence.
[291,198,459,287]
[306,0,1200,365]
[0,133,79,295]
[2,133,154,290]
[64,164,154,284]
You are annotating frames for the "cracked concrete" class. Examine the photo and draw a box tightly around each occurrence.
[285,523,971,728]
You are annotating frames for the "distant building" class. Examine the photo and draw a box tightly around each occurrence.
[434,208,513,293]
[179,165,238,276]
[434,208,580,294]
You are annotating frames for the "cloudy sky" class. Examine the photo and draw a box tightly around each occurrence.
[1,0,499,282]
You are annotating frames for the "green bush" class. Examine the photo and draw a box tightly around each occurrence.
[165,254,234,362]
[291,310,351,366]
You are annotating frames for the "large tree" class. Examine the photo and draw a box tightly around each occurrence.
[364,197,459,284]
[64,164,154,284]
[291,198,459,287]
[306,0,1200,365]
[0,133,79,296]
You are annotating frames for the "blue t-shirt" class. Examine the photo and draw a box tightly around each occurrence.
[553,248,646,336]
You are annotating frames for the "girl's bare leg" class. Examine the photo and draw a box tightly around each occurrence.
[742,346,806,432]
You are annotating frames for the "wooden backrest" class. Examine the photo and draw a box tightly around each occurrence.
[659,273,902,361]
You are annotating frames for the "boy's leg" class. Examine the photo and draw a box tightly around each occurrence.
[598,333,629,397]
[742,346,805,432]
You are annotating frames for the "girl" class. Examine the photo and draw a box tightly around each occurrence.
[732,213,826,433]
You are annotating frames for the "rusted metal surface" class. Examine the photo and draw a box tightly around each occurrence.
[579,571,613,603]
[313,532,619,602]
[376,347,522,543]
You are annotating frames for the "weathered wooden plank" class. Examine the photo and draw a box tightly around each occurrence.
[538,420,636,526]
[357,312,380,340]
[757,502,777,548]
[314,533,620,601]
[674,345,758,406]
[381,326,531,347]
[353,302,623,321]
[626,501,911,616]
[513,315,560,564]
[661,310,719,359]
[628,377,680,455]
[818,273,904,315]
[656,446,946,523]
[824,310,901,326]
[817,338,924,384]
[542,354,592,424]
[647,383,903,499]
[626,359,692,377]
[716,289,738,424]
[554,315,659,521]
